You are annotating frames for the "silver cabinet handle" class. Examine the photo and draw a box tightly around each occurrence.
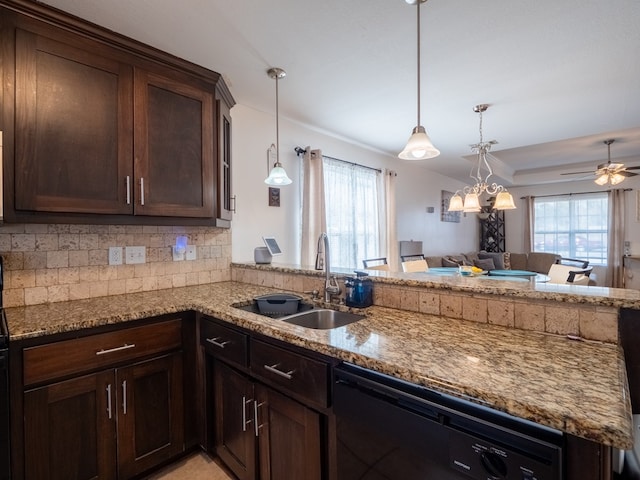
[122,380,128,415]
[264,363,294,380]
[206,337,231,349]
[106,384,113,419]
[253,401,266,437]
[140,177,145,206]
[231,195,237,213]
[242,396,253,432]
[96,344,136,355]
[126,176,131,205]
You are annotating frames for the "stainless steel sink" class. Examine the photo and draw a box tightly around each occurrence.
[281,309,364,330]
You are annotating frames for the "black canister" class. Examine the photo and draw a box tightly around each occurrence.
[345,271,373,308]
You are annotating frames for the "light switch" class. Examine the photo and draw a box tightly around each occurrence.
[125,246,146,264]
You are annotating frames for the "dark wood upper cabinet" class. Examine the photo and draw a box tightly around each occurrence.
[1,1,235,225]
[216,91,234,224]
[134,69,214,218]
[14,26,134,215]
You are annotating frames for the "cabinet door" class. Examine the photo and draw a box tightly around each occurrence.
[256,384,322,480]
[23,371,117,480]
[14,27,134,215]
[213,361,256,480]
[216,93,233,222]
[117,352,184,479]
[134,69,215,218]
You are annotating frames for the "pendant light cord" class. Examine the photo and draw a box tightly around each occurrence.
[275,75,280,165]
[416,0,421,127]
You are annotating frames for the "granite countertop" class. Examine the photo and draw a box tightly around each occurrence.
[4,281,633,450]
[235,262,640,309]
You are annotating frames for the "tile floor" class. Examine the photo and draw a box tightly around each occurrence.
[143,452,234,480]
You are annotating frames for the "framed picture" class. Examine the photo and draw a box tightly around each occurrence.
[268,187,280,207]
[441,190,461,223]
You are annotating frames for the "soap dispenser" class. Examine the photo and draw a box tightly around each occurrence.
[345,271,373,308]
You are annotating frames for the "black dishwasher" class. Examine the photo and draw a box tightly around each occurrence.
[334,363,563,480]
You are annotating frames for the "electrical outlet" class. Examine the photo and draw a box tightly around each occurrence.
[108,247,123,265]
[125,246,146,264]
[186,245,197,261]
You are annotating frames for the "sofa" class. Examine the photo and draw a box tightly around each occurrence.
[424,251,561,275]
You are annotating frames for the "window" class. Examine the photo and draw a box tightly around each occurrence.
[533,192,608,265]
[323,157,382,270]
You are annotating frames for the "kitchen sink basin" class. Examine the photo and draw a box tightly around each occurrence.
[281,309,365,330]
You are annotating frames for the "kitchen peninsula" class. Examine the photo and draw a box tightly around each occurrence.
[4,262,636,478]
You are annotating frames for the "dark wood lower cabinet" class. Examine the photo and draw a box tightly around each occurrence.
[212,360,322,480]
[24,371,117,480]
[117,353,184,479]
[23,353,183,480]
[255,384,321,480]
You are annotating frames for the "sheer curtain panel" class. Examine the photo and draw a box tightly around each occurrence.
[322,158,381,270]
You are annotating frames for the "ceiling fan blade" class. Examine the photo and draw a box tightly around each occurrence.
[624,166,640,171]
[621,170,638,177]
[561,170,596,175]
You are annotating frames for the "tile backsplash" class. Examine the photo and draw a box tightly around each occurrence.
[0,224,231,307]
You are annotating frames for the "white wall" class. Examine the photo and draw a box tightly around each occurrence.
[230,104,477,265]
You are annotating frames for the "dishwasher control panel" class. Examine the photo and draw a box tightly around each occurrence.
[449,429,560,480]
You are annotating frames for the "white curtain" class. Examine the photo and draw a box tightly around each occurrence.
[523,195,534,252]
[382,170,398,271]
[300,148,326,267]
[607,188,626,288]
[322,158,381,270]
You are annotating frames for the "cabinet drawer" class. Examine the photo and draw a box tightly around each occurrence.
[200,317,248,367]
[250,339,328,407]
[23,319,182,386]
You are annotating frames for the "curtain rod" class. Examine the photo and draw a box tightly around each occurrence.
[322,154,382,174]
[294,146,382,174]
[520,188,632,199]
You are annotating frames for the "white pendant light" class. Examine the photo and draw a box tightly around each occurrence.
[264,67,292,186]
[398,0,440,160]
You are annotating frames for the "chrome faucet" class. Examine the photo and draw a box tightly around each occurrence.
[316,232,341,303]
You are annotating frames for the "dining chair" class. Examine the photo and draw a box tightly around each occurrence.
[547,264,592,285]
[362,257,390,271]
[556,257,590,269]
[400,254,425,262]
[401,259,429,273]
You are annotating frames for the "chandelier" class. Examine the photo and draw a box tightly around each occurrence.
[448,104,516,213]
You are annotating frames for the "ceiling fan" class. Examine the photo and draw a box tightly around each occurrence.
[561,139,640,185]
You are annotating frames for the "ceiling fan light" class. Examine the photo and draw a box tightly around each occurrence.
[398,126,440,160]
[494,191,516,210]
[610,173,626,185]
[594,174,609,186]
[448,193,464,211]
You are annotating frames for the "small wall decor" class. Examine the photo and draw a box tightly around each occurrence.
[441,190,461,223]
[268,187,281,207]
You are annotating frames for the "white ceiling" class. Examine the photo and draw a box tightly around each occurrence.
[40,0,640,186]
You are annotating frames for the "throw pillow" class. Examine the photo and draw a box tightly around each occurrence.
[478,251,505,270]
[474,258,495,271]
[463,252,480,264]
[442,255,468,267]
[503,252,511,270]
